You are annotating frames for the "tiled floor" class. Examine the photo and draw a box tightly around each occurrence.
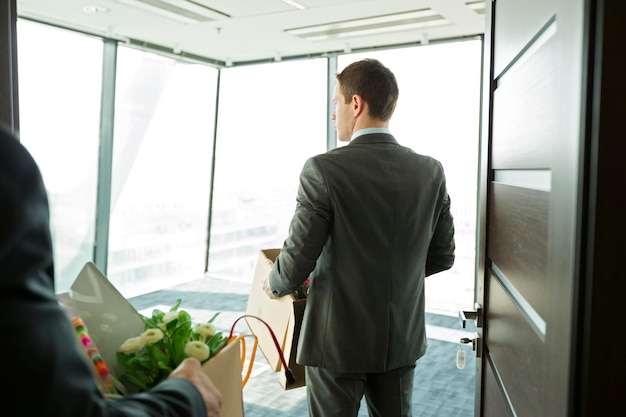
[130,276,477,417]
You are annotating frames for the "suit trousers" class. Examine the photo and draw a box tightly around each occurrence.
[305,364,416,417]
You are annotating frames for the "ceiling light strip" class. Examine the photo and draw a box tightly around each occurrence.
[116,0,228,23]
[303,21,449,41]
[286,9,439,35]
[281,0,306,10]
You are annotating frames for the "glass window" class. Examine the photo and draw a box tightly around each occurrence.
[107,46,218,297]
[208,59,328,280]
[17,20,103,292]
[339,40,482,315]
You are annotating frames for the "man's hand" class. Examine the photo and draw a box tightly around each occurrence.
[262,277,278,299]
[169,358,223,417]
[263,258,278,299]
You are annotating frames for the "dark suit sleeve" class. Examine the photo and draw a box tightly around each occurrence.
[269,157,331,296]
[0,125,206,417]
[425,185,456,277]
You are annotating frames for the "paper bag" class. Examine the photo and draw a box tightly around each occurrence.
[202,340,244,417]
[245,249,306,389]
[278,298,306,389]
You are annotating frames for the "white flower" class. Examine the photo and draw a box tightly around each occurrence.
[119,337,143,354]
[184,341,210,361]
[157,323,166,331]
[163,311,179,324]
[140,328,164,345]
[193,323,216,338]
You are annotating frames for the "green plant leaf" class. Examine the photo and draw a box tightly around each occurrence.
[207,333,228,358]
[116,298,226,392]
[123,371,152,391]
[208,312,221,323]
[177,310,192,324]
[170,298,182,311]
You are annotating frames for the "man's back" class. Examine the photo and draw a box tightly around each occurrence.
[276,133,455,372]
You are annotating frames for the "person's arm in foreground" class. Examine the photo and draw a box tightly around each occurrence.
[0,124,222,417]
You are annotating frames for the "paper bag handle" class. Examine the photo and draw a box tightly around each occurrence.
[228,315,296,386]
[227,334,257,388]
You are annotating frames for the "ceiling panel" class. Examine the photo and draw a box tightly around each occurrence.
[16,0,485,64]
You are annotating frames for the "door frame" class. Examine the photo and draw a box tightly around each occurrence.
[473,0,495,415]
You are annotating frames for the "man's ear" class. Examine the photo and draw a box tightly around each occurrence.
[352,94,365,117]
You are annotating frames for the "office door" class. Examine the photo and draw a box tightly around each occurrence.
[473,0,586,416]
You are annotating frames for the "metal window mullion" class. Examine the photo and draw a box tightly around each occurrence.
[93,39,117,274]
[326,55,337,150]
[204,68,221,273]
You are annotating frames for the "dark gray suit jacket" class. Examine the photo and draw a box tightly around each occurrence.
[0,125,206,416]
[269,133,455,373]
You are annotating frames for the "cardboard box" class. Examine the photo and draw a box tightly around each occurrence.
[202,340,244,417]
[69,262,244,416]
[245,249,306,389]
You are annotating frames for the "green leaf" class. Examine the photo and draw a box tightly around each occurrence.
[208,312,220,323]
[151,309,165,322]
[207,333,228,358]
[123,371,151,392]
[177,310,192,324]
[170,298,182,311]
[150,344,169,365]
[170,325,191,363]
[166,317,179,332]
[157,360,174,373]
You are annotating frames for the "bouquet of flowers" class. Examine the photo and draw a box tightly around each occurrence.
[292,277,311,300]
[116,298,228,391]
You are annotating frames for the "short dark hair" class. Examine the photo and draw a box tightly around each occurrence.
[336,58,399,121]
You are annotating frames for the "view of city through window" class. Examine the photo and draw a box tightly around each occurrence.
[17,18,481,316]
[106,46,218,296]
[17,20,102,291]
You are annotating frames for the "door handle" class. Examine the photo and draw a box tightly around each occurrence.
[459,302,483,328]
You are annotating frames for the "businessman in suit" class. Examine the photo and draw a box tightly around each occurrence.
[265,58,455,416]
[0,124,222,417]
